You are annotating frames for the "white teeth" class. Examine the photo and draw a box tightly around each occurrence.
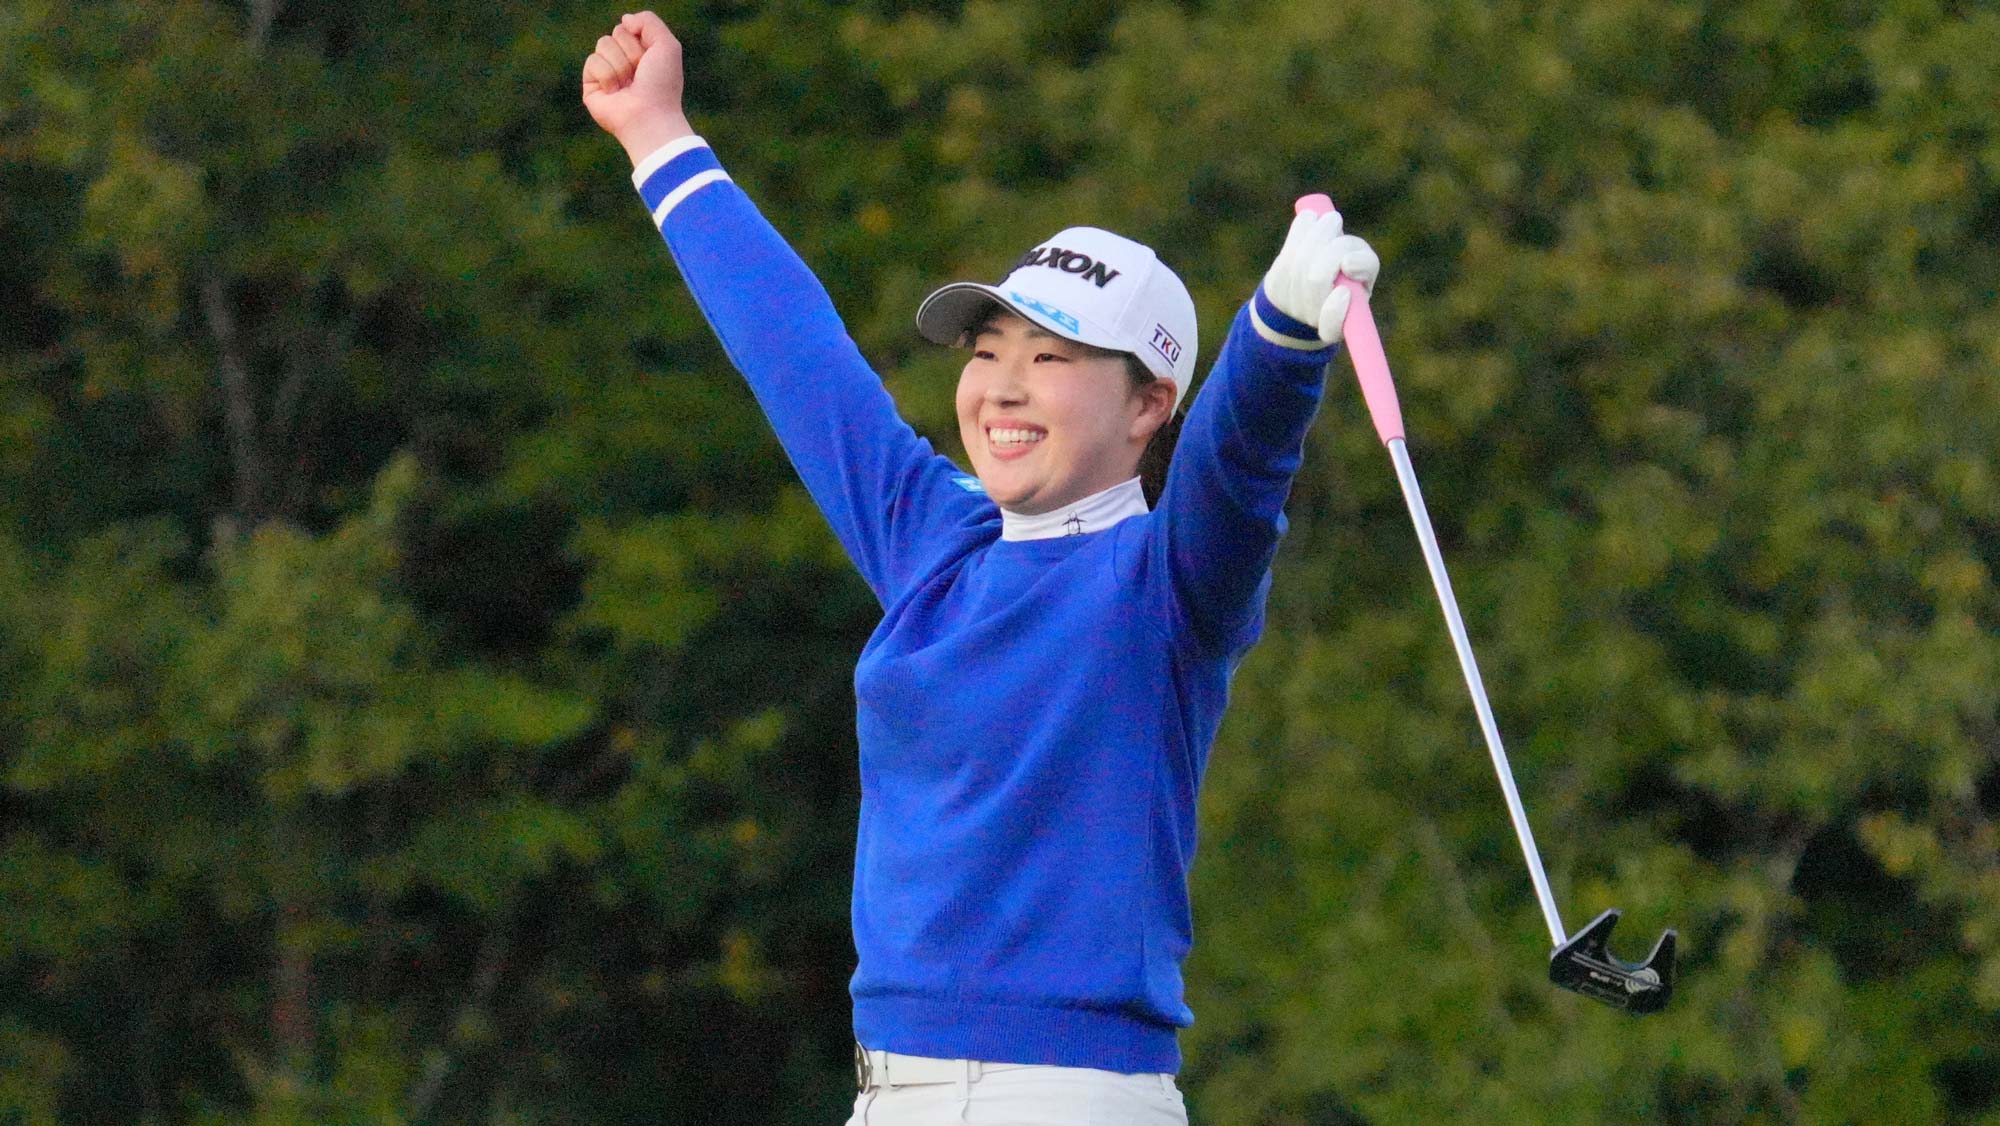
[988,428,1046,447]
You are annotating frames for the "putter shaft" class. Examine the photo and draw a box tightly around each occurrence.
[1293,193,1570,951]
[1388,438,1568,949]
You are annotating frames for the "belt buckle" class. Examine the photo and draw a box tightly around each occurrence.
[854,1042,872,1091]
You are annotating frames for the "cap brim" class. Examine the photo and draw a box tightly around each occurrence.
[914,282,1125,352]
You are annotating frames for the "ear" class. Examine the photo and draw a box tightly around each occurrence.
[1129,378,1177,444]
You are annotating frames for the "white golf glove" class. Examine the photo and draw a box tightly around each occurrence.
[1252,208,1381,349]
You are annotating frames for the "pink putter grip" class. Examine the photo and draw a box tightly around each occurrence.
[1293,194,1405,445]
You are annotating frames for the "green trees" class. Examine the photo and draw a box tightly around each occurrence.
[5,3,867,1120]
[2,0,1994,1121]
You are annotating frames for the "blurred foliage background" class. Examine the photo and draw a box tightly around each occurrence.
[1,0,1996,1122]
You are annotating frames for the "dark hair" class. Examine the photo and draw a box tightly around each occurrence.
[1126,355,1184,507]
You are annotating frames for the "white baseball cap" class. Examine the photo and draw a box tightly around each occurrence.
[915,227,1199,411]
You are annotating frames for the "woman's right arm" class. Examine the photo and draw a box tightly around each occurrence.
[583,12,989,604]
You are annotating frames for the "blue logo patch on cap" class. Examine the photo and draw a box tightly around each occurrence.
[1008,291,1081,335]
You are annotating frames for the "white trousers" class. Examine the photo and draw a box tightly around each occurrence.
[843,1057,1188,1125]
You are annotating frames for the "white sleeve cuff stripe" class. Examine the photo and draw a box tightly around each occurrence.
[1249,303,1326,350]
[652,169,732,224]
[630,135,712,191]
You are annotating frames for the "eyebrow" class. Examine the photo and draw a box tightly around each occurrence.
[971,321,1064,342]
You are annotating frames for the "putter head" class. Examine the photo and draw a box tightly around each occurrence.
[1548,908,1676,1014]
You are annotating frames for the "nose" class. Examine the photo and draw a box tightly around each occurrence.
[983,357,1029,406]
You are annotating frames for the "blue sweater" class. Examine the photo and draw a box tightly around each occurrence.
[635,140,1337,1074]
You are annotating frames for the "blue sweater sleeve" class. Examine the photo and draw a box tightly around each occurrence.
[632,139,991,605]
[1150,287,1338,654]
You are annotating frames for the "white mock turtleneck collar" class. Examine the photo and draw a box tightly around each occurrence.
[998,477,1150,542]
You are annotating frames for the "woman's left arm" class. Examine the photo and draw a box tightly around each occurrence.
[1150,210,1380,655]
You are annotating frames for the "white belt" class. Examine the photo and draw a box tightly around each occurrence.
[854,1046,1035,1090]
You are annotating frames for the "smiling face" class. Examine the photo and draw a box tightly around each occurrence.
[954,311,1176,515]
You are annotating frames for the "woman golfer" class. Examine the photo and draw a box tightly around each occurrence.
[584,12,1380,1124]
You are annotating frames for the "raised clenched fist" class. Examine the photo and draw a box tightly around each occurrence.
[581,11,695,164]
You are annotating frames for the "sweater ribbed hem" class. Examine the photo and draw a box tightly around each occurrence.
[854,995,1182,1074]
